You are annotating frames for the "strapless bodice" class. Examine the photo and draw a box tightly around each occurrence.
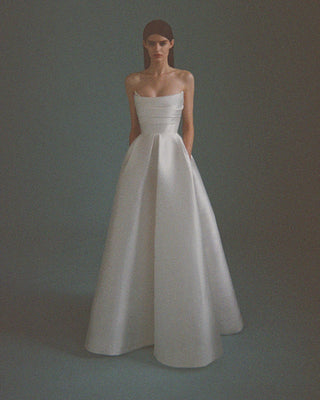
[134,91,184,135]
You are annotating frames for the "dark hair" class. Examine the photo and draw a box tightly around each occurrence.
[143,19,174,69]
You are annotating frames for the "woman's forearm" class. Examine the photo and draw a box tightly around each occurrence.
[129,129,140,145]
[182,127,194,158]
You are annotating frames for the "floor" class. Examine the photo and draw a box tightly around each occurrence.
[2,224,319,400]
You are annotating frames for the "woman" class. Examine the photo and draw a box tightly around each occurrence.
[85,19,243,368]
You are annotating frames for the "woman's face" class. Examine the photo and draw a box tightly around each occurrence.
[143,34,174,64]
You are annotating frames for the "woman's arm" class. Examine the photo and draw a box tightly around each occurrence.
[181,71,195,158]
[125,73,141,145]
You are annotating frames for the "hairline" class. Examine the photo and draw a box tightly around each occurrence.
[145,38,171,43]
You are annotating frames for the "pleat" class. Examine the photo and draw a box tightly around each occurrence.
[153,133,223,368]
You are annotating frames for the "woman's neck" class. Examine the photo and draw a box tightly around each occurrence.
[145,60,174,76]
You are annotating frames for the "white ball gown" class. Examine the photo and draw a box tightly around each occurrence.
[85,90,244,368]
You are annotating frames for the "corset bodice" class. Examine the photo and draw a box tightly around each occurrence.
[134,91,184,135]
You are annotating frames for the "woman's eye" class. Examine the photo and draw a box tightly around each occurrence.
[147,41,167,46]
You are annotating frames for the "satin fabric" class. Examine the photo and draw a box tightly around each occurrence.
[85,91,243,368]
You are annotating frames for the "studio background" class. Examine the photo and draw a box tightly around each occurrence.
[1,1,319,399]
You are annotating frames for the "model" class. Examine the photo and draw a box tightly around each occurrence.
[85,19,243,368]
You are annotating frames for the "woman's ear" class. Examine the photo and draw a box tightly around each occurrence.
[143,40,147,49]
[170,39,175,48]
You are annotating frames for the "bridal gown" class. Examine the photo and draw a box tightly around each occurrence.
[85,90,244,368]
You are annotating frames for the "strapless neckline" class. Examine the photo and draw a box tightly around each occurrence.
[134,90,184,98]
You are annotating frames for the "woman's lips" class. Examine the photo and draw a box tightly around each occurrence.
[153,54,162,57]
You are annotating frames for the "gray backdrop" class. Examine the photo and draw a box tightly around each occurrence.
[1,1,319,399]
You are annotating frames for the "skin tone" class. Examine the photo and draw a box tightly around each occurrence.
[125,33,195,158]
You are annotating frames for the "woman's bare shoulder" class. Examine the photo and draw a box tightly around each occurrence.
[172,68,193,76]
[125,71,145,90]
[173,68,194,84]
[177,69,194,82]
[173,69,194,92]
